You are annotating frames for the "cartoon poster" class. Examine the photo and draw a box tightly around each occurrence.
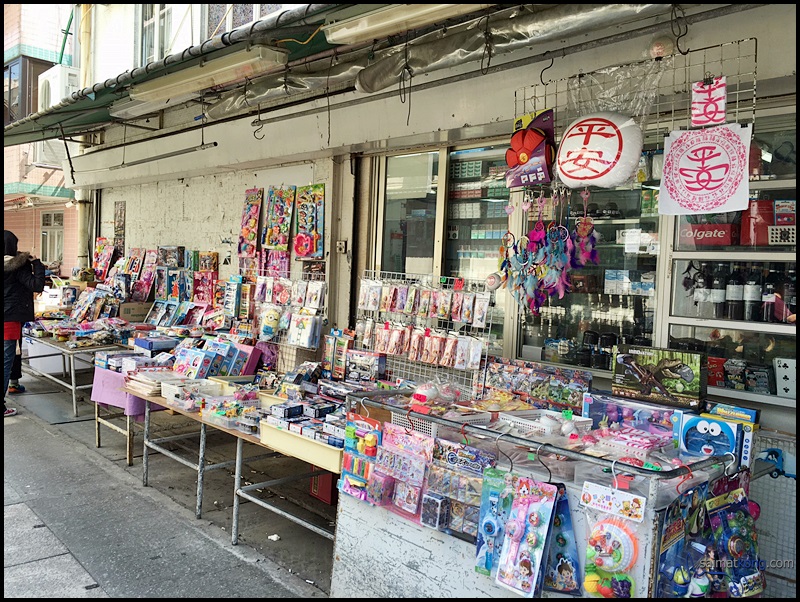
[262,184,297,251]
[238,188,263,257]
[294,183,325,259]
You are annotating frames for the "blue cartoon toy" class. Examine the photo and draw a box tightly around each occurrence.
[679,416,740,458]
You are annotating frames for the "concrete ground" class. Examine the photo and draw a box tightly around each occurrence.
[4,369,337,598]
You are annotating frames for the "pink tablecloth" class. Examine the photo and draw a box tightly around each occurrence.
[91,367,164,418]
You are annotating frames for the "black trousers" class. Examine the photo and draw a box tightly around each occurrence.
[11,335,22,380]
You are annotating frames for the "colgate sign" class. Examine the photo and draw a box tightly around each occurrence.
[678,224,740,247]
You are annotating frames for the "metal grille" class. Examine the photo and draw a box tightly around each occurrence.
[751,430,796,599]
[357,270,495,398]
[514,38,757,149]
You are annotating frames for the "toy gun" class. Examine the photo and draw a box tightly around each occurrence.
[617,354,678,402]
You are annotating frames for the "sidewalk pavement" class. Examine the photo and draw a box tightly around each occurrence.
[4,372,335,598]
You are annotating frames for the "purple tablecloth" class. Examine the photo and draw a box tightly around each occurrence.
[91,367,164,419]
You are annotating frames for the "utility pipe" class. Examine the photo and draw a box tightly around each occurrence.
[74,3,93,269]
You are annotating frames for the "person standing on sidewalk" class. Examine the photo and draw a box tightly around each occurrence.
[4,230,45,417]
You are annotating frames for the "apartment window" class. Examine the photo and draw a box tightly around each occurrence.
[140,4,173,66]
[4,58,52,126]
[205,4,285,39]
[40,211,64,265]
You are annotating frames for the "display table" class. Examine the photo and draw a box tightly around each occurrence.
[90,367,166,466]
[126,388,340,541]
[22,335,125,416]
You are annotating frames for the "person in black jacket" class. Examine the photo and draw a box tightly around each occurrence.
[4,230,45,417]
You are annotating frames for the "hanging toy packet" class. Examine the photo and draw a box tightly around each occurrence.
[495,477,558,597]
[543,483,581,596]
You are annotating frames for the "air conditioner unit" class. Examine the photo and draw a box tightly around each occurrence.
[37,64,80,112]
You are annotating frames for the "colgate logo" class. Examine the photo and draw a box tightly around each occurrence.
[680,228,725,240]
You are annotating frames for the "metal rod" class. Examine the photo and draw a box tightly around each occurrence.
[235,488,335,541]
[232,437,244,545]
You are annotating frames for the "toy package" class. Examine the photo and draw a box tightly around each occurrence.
[262,184,297,251]
[475,468,515,577]
[130,249,158,302]
[424,438,496,538]
[543,484,581,596]
[380,423,435,520]
[495,477,558,597]
[238,187,263,257]
[582,391,688,443]
[679,414,742,461]
[705,488,764,597]
[294,183,325,259]
[611,345,706,409]
[157,245,185,268]
[339,413,382,503]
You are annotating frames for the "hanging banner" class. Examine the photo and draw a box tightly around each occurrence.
[555,112,643,189]
[659,123,751,215]
[691,76,727,127]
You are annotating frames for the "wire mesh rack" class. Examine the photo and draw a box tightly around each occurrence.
[751,430,796,599]
[514,38,757,150]
[355,270,496,398]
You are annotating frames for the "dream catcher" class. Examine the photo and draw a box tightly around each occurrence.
[571,188,600,267]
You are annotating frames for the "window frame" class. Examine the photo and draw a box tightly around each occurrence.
[139,4,173,67]
[40,210,65,265]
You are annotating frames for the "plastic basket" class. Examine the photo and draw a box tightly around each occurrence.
[497,410,593,437]
[390,409,492,438]
[161,379,214,402]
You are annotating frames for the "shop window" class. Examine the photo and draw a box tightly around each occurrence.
[205,4,284,39]
[40,211,64,265]
[140,4,173,66]
[380,152,440,275]
[4,57,53,126]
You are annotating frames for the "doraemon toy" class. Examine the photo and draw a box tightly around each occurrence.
[680,416,741,458]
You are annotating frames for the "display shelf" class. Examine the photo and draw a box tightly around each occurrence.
[708,386,797,409]
[671,250,797,261]
[259,422,343,473]
[666,316,796,336]
[747,177,797,190]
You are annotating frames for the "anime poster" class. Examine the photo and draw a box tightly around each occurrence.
[238,187,263,257]
[294,183,325,259]
[262,184,297,251]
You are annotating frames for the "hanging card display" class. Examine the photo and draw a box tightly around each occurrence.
[266,250,290,277]
[238,187,263,256]
[262,184,297,251]
[294,183,325,259]
[543,484,581,596]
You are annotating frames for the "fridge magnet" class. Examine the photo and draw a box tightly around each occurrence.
[238,187,263,257]
[691,75,727,127]
[262,184,297,251]
[294,183,325,259]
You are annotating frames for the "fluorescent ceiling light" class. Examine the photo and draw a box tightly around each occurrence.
[129,45,289,103]
[322,4,495,45]
[110,142,218,170]
[109,92,201,119]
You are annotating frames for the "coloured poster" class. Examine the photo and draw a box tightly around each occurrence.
[238,188,263,257]
[294,183,325,259]
[659,123,751,215]
[262,184,297,251]
[691,76,727,127]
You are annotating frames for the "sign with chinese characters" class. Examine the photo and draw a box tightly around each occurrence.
[660,123,751,215]
[691,75,727,127]
[555,112,643,189]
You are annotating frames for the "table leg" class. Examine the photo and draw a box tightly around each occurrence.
[126,414,134,467]
[95,402,101,449]
[70,354,78,417]
[196,423,207,519]
[143,400,151,486]
[62,353,67,378]
[232,437,244,545]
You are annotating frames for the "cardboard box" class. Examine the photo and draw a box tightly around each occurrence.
[117,301,153,323]
[677,223,740,247]
[134,336,180,351]
[345,350,386,383]
[611,344,706,409]
[581,391,692,442]
[679,414,742,461]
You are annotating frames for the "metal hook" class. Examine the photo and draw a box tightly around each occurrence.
[724,452,737,476]
[253,104,265,140]
[671,4,690,55]
[494,431,514,472]
[460,423,470,446]
[611,459,619,490]
[535,443,553,483]
[540,52,554,85]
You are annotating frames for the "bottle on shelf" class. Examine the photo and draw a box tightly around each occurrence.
[761,263,781,323]
[742,263,763,322]
[694,262,713,319]
[725,262,745,321]
[710,262,728,319]
[778,262,796,321]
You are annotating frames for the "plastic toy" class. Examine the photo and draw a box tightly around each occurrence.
[544,484,581,595]
[679,415,741,458]
[756,447,797,479]
[583,517,638,598]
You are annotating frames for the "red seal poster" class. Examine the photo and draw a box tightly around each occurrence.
[660,123,751,215]
[691,76,727,127]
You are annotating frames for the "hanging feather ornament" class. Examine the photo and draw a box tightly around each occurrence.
[571,188,600,267]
